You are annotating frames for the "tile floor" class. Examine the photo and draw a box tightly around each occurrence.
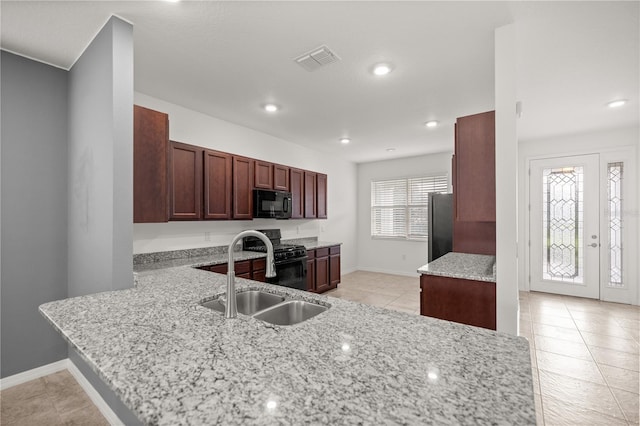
[2,271,638,425]
[0,369,108,425]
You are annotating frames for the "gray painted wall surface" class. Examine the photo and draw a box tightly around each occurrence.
[67,16,133,297]
[69,348,142,426]
[1,51,69,377]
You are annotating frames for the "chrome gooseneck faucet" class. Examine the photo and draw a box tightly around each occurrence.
[225,230,276,319]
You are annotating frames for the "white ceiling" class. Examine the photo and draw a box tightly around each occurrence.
[2,1,638,163]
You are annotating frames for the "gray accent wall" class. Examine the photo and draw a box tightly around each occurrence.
[67,16,134,297]
[1,51,69,377]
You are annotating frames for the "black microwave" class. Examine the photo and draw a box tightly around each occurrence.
[253,189,292,219]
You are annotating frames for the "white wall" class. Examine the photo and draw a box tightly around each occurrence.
[518,125,640,304]
[495,23,519,335]
[132,93,358,274]
[356,152,452,276]
[67,17,133,297]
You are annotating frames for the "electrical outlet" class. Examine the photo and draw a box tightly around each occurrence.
[296,226,300,234]
[402,254,406,261]
[204,232,211,242]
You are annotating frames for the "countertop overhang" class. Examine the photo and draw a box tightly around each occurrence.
[40,261,534,425]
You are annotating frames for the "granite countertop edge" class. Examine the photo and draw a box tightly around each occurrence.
[417,252,496,283]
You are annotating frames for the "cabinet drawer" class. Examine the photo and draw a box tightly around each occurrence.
[306,249,315,260]
[316,247,329,257]
[329,246,340,255]
[252,258,266,271]
[235,260,251,275]
[209,263,228,274]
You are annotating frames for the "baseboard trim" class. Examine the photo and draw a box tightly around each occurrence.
[0,359,123,426]
[0,359,68,390]
[66,361,124,426]
[355,267,420,278]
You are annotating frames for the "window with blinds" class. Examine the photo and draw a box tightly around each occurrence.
[371,175,448,240]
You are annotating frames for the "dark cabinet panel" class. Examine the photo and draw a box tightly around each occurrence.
[420,274,496,330]
[454,111,495,222]
[254,160,273,189]
[169,141,202,220]
[316,173,327,219]
[273,164,290,192]
[232,156,254,219]
[209,264,227,274]
[329,246,340,289]
[134,105,169,223]
[314,247,330,293]
[204,150,232,220]
[304,171,317,218]
[290,168,304,219]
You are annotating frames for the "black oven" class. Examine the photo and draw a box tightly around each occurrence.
[267,257,307,290]
[243,229,308,290]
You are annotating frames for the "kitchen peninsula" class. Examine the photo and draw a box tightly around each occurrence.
[40,260,534,425]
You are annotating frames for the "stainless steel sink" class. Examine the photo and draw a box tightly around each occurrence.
[201,290,285,315]
[201,291,328,326]
[252,300,328,326]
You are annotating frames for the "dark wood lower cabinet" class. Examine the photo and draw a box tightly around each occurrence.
[198,246,341,294]
[314,248,330,293]
[420,274,496,330]
[329,246,340,289]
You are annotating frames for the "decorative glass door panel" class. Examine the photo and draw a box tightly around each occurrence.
[530,155,600,299]
[542,166,584,283]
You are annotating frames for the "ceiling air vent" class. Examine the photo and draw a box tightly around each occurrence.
[294,45,340,72]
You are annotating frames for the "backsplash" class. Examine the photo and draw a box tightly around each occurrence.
[133,236,319,265]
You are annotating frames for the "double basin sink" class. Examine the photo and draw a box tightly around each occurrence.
[201,290,328,326]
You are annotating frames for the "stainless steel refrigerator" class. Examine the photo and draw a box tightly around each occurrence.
[428,193,453,262]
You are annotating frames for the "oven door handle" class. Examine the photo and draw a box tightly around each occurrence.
[275,256,308,266]
[283,197,290,213]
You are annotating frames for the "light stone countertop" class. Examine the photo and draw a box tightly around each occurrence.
[418,252,496,283]
[40,264,534,425]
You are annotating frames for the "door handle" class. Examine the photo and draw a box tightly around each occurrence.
[589,243,599,248]
[283,198,289,212]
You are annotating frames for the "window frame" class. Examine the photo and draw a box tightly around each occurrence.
[370,173,449,242]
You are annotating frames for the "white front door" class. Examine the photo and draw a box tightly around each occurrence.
[529,154,601,298]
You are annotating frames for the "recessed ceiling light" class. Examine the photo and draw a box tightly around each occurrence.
[607,99,627,108]
[164,0,181,3]
[263,104,279,113]
[372,63,393,76]
[339,138,351,144]
[386,148,395,152]
[425,121,439,128]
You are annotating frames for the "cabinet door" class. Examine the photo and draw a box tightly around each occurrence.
[232,156,254,219]
[329,246,340,288]
[134,105,169,223]
[252,258,266,282]
[306,259,316,292]
[304,171,317,218]
[254,160,273,189]
[290,168,304,219]
[204,150,232,219]
[169,141,203,220]
[315,248,330,293]
[316,173,327,219]
[454,111,495,222]
[273,164,290,192]
[209,264,228,274]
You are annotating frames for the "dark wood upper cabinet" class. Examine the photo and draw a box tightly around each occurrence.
[452,111,496,255]
[133,105,169,223]
[204,150,232,220]
[454,111,495,222]
[169,141,203,220]
[316,173,327,219]
[290,168,304,219]
[232,156,253,219]
[273,164,290,192]
[254,160,273,189]
[304,171,317,218]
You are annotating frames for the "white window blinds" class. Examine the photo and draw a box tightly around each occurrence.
[371,175,448,240]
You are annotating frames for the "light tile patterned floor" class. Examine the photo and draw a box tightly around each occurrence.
[0,369,108,425]
[2,271,638,425]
